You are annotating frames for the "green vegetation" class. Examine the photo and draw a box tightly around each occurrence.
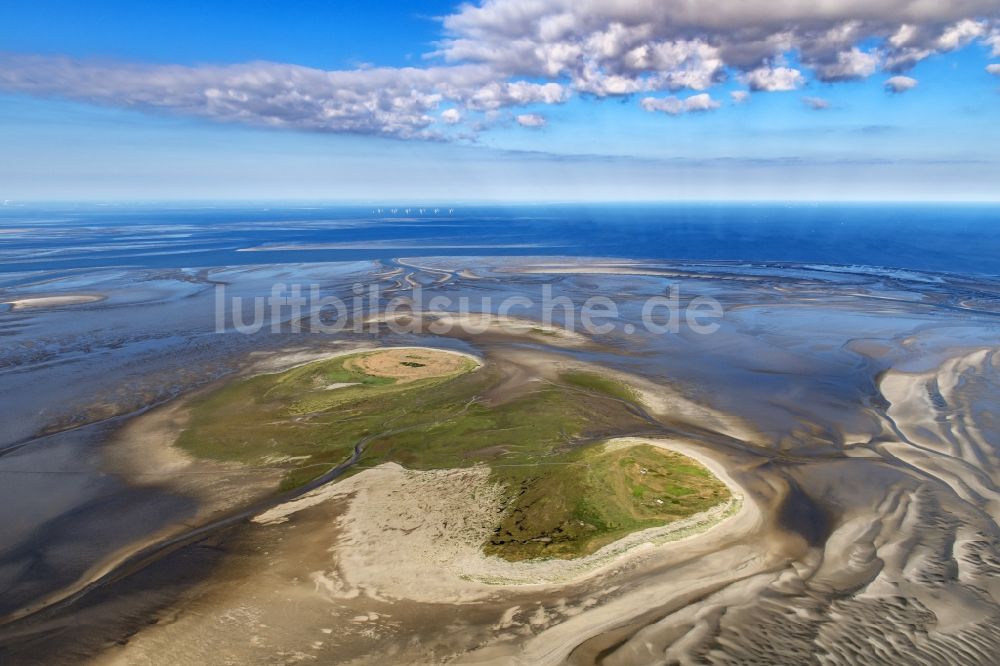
[176,350,730,560]
[559,370,639,403]
[484,443,729,560]
[175,350,479,488]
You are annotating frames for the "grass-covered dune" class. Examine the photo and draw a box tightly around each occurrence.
[486,442,730,560]
[176,347,730,560]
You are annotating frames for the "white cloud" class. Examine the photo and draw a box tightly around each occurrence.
[442,1,1000,84]
[730,90,750,104]
[640,97,685,115]
[883,19,991,70]
[465,80,568,110]
[515,113,546,127]
[802,96,830,110]
[936,19,987,50]
[641,93,720,115]
[1,1,999,138]
[812,48,879,82]
[888,24,919,48]
[744,66,805,91]
[0,56,569,139]
[988,30,1000,56]
[884,75,918,92]
[987,64,1000,75]
[682,93,721,113]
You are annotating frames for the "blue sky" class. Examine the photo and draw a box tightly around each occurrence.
[1,0,999,201]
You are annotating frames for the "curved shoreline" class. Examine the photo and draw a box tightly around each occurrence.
[456,436,755,589]
[252,436,755,602]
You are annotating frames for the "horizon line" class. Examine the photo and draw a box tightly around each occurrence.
[4,198,1000,207]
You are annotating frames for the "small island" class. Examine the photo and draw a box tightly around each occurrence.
[177,347,732,562]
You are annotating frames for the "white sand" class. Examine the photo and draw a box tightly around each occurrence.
[5,294,104,310]
[366,310,589,346]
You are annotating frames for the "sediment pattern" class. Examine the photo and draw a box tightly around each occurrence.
[3,258,1000,665]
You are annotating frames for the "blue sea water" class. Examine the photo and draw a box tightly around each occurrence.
[1,202,998,278]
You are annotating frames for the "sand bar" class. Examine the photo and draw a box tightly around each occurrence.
[5,294,104,310]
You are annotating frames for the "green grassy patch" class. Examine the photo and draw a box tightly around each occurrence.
[483,443,730,561]
[175,350,729,561]
[175,351,479,475]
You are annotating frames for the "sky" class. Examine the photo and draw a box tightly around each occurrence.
[1,0,999,202]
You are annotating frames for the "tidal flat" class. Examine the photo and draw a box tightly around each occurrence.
[1,254,1000,665]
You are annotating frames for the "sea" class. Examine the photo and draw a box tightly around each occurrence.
[1,202,999,280]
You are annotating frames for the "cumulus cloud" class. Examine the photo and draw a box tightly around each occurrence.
[465,80,568,110]
[744,66,805,91]
[987,64,1000,75]
[515,113,546,127]
[0,0,999,137]
[883,18,991,70]
[811,48,879,82]
[884,75,918,93]
[441,1,998,83]
[440,108,462,124]
[641,93,720,115]
[730,90,750,104]
[937,18,988,50]
[802,96,830,110]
